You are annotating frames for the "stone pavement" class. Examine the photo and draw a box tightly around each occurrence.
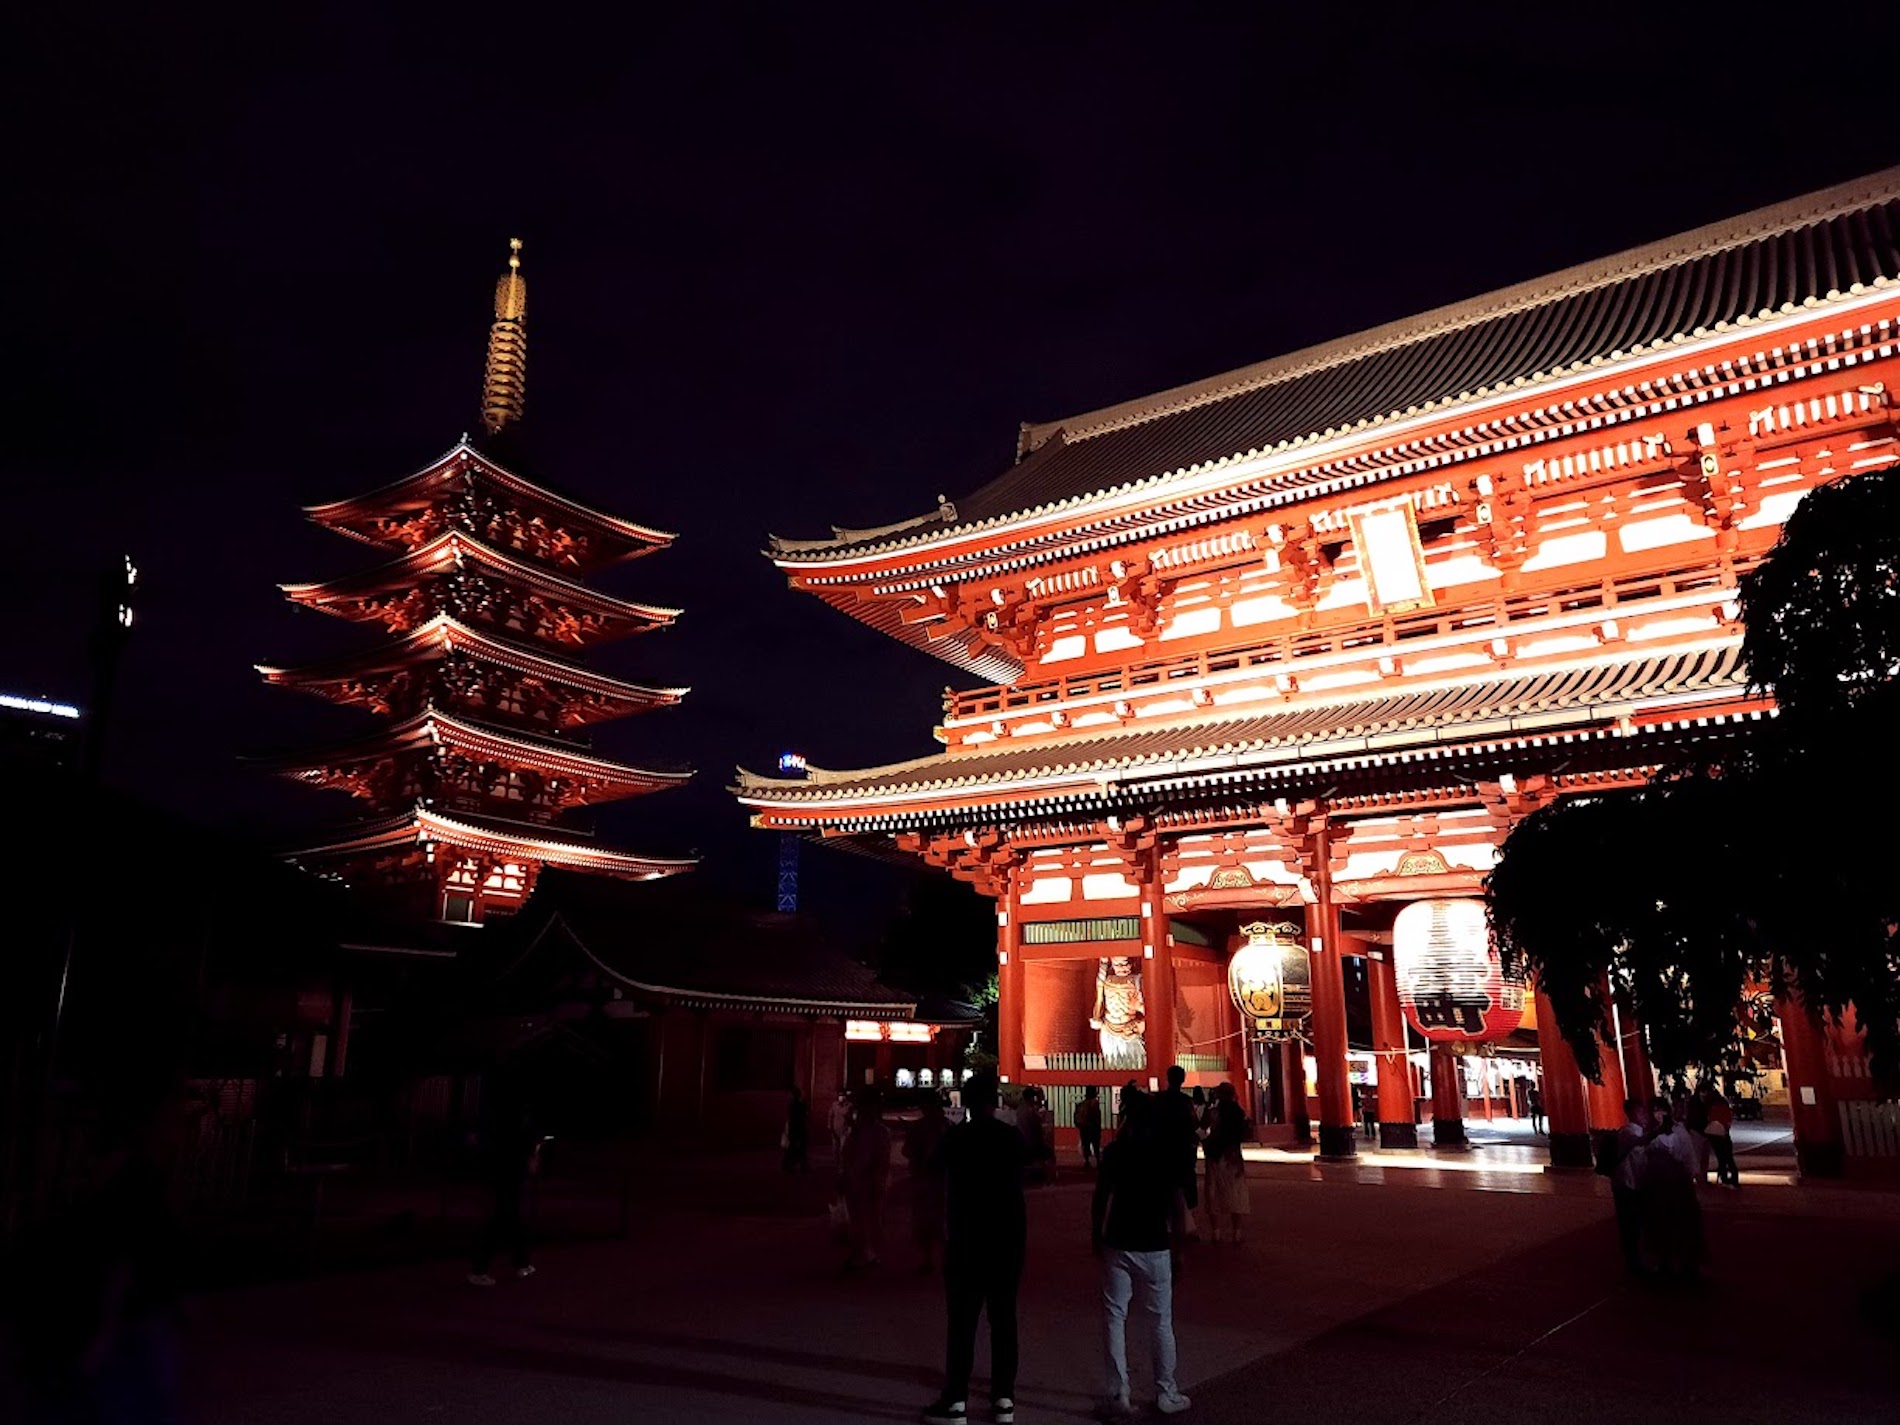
[146,1147,1899,1425]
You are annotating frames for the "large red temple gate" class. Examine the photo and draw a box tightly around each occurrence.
[739,171,1900,1175]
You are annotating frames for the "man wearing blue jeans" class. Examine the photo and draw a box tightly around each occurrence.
[1090,1093,1191,1417]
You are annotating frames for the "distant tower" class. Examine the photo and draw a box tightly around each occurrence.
[775,751,807,911]
[256,241,695,922]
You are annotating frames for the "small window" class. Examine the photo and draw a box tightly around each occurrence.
[442,891,477,924]
[918,1069,935,1088]
[894,1069,915,1089]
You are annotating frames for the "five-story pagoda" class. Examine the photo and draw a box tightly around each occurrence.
[258,240,694,922]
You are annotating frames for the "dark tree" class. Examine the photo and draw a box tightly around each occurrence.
[876,872,997,1001]
[1489,468,1900,1079]
[1740,466,1900,732]
[1486,776,1767,1081]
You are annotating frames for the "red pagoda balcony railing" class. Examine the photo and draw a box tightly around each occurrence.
[944,557,1757,725]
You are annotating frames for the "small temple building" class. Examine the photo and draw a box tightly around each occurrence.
[258,241,695,923]
[738,169,1900,1175]
[444,872,976,1146]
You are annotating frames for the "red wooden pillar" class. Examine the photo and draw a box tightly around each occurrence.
[1777,989,1845,1179]
[1429,1045,1467,1147]
[1617,994,1657,1103]
[1139,852,1177,1089]
[1282,1039,1312,1143]
[1366,949,1418,1148]
[1307,816,1356,1160]
[1583,979,1629,1137]
[1223,937,1252,1107]
[1533,986,1594,1169]
[997,877,1025,1087]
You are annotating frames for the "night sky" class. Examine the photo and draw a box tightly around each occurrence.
[12,5,1898,932]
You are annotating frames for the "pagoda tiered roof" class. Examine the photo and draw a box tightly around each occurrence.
[306,439,676,573]
[772,169,1900,573]
[280,530,681,645]
[252,708,691,804]
[736,642,1758,828]
[257,613,688,725]
[285,805,695,882]
[262,241,694,922]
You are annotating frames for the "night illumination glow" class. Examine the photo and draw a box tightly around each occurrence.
[844,1019,934,1043]
[1349,501,1432,614]
[1392,898,1524,1043]
[1,693,81,719]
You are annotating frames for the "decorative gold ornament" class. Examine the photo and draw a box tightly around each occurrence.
[482,238,528,435]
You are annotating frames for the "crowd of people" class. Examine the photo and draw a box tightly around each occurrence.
[1603,1082,1739,1280]
[809,1062,1268,1421]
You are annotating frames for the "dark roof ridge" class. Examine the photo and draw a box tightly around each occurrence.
[1019,166,1900,453]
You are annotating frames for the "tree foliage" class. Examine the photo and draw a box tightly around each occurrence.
[1740,466,1900,731]
[1489,468,1900,1081]
[876,871,998,1000]
[1487,776,1767,1081]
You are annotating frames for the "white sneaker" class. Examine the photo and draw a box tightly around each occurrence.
[1157,1391,1191,1415]
[515,1265,537,1279]
[467,1273,497,1287]
[992,1398,1015,1425]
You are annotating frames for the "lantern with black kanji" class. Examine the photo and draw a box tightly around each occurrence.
[1227,921,1312,1039]
[1391,898,1524,1044]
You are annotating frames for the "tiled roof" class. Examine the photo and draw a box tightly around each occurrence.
[516,872,915,1012]
[284,805,695,879]
[256,613,689,708]
[247,708,691,790]
[306,438,676,563]
[776,168,1900,563]
[281,530,681,633]
[735,643,1749,812]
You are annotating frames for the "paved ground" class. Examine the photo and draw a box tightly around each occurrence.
[87,1138,1898,1425]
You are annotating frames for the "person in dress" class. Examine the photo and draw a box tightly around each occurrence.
[1643,1096,1705,1277]
[470,1083,541,1286]
[1682,1082,1712,1182]
[1017,1088,1050,1185]
[1117,1080,1142,1132]
[1609,1098,1652,1275]
[828,1090,852,1158]
[841,1087,892,1271]
[1200,1082,1252,1244]
[1700,1083,1739,1188]
[1074,1085,1104,1168]
[782,1086,810,1173]
[905,1095,950,1273]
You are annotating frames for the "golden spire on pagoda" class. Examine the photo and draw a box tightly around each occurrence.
[480,238,528,435]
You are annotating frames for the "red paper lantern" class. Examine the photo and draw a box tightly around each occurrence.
[1391,898,1524,1045]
